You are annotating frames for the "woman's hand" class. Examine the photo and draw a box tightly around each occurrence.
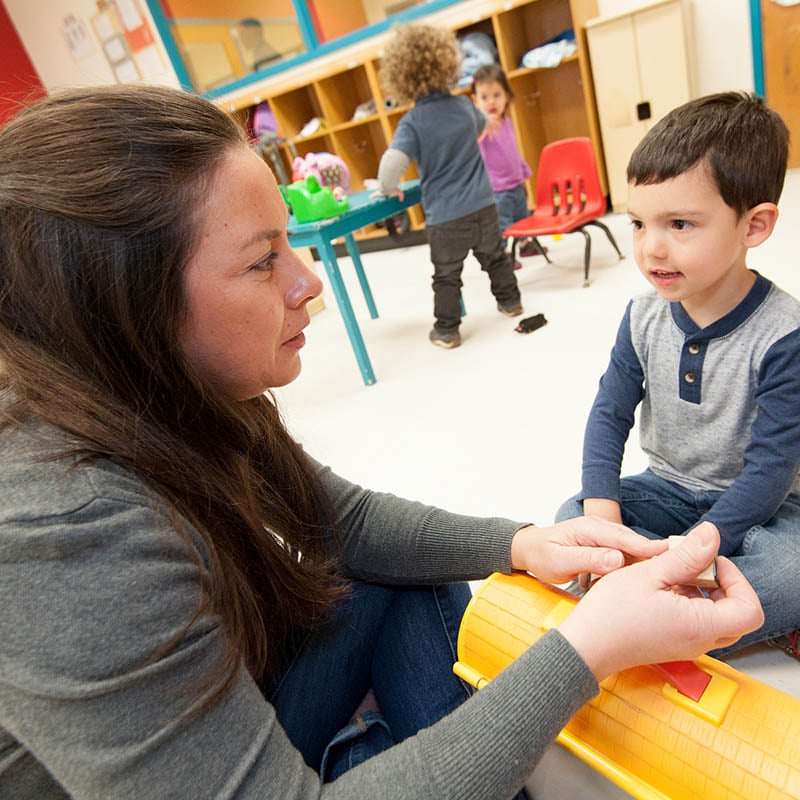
[510,517,667,584]
[567,500,624,592]
[558,523,764,682]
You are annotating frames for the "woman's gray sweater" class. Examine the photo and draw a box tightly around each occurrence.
[0,419,597,799]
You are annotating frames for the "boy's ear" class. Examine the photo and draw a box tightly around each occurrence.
[743,202,779,247]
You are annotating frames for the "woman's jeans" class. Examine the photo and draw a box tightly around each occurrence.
[262,581,473,781]
[556,469,800,656]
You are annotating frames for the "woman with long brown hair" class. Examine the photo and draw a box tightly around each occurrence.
[0,85,762,799]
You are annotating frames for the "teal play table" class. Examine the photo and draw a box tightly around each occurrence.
[287,180,422,386]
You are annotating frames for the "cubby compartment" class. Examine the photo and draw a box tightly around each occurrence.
[533,59,592,140]
[495,0,575,73]
[330,120,387,191]
[507,74,547,171]
[270,85,323,140]
[316,65,376,126]
[285,132,334,163]
[453,16,497,54]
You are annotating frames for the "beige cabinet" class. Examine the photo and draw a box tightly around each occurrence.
[215,0,607,242]
[586,0,694,212]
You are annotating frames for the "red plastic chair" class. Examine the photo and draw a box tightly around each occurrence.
[504,137,623,287]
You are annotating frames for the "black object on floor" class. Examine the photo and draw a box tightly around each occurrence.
[515,313,548,334]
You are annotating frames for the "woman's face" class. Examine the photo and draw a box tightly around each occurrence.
[179,146,323,399]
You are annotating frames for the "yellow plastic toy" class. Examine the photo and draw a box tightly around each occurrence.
[454,572,800,800]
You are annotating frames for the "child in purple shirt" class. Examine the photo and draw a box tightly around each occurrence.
[472,64,545,268]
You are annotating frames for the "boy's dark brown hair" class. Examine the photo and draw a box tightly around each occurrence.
[627,91,790,216]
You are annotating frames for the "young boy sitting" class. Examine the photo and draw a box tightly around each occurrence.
[556,91,800,658]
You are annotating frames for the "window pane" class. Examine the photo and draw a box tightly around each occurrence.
[160,1,306,92]
[309,0,428,44]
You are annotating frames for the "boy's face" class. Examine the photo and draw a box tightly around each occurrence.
[627,162,755,323]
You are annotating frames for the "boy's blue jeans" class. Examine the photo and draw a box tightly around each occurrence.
[556,468,800,656]
[262,581,474,781]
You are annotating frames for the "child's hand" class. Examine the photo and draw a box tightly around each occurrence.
[582,497,623,525]
[479,115,502,143]
[369,187,404,201]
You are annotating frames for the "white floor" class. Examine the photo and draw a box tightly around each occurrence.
[275,172,800,712]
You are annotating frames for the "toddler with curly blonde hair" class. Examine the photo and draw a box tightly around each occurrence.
[377,23,522,349]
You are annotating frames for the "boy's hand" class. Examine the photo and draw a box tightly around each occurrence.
[582,497,623,525]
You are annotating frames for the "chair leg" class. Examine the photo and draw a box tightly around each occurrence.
[579,229,592,287]
[586,220,624,260]
[533,237,552,264]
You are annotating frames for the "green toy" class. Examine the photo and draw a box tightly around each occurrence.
[280,175,349,223]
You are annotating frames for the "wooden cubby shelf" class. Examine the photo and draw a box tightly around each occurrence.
[218,0,606,243]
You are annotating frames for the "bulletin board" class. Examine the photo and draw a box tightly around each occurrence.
[91,0,164,82]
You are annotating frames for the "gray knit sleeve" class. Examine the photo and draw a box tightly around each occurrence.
[313,458,522,582]
[0,442,597,800]
[377,148,411,195]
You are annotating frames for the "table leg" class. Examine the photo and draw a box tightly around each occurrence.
[343,232,378,319]
[316,238,376,386]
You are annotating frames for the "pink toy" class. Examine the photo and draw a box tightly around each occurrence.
[292,152,350,196]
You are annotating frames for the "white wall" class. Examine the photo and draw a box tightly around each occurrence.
[4,0,179,93]
[596,0,755,95]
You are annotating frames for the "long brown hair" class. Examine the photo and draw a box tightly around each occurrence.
[0,84,345,703]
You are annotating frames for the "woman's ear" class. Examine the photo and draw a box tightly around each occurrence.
[744,202,779,247]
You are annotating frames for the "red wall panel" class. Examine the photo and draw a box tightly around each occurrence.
[0,1,45,127]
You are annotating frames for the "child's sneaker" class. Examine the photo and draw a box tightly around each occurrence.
[518,237,548,258]
[766,630,800,659]
[429,327,461,349]
[497,301,523,317]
